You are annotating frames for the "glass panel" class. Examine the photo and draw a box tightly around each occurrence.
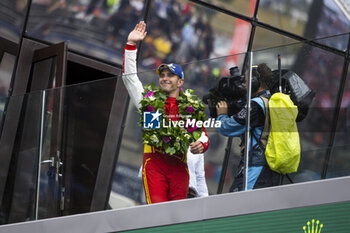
[54,77,117,215]
[37,88,63,219]
[252,36,344,183]
[313,0,350,48]
[328,64,350,178]
[334,64,350,148]
[1,75,119,224]
[258,0,350,51]
[2,73,120,223]
[212,0,257,17]
[313,33,350,52]
[140,0,251,69]
[327,145,350,178]
[217,137,242,193]
[0,0,28,43]
[1,91,44,224]
[258,0,311,37]
[26,0,145,64]
[38,76,118,218]
[181,55,247,194]
[253,26,299,50]
[110,103,144,207]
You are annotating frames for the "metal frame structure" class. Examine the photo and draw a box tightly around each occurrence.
[4,0,350,190]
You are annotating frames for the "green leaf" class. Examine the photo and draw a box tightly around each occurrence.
[165,147,176,155]
[139,87,207,156]
[169,147,176,155]
[193,131,201,140]
[181,142,189,152]
[158,92,167,99]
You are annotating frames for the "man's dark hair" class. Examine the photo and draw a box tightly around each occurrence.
[257,63,273,90]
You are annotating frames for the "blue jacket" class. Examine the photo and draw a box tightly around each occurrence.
[217,91,270,189]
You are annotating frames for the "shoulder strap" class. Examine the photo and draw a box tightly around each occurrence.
[240,97,270,155]
[259,96,270,148]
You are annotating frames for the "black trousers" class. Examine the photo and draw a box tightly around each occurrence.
[230,164,281,192]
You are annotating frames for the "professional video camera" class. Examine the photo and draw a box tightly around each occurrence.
[269,69,315,122]
[203,65,315,121]
[202,66,247,118]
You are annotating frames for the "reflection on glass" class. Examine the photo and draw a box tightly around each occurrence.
[0,53,15,97]
[258,0,350,50]
[140,0,251,70]
[37,89,62,220]
[253,26,299,50]
[313,33,350,52]
[37,77,119,218]
[110,103,144,207]
[313,0,350,49]
[253,37,344,183]
[328,65,350,178]
[26,0,145,64]
[1,75,120,224]
[1,91,43,224]
[181,55,247,194]
[0,53,16,120]
[327,145,350,178]
[207,136,241,194]
[334,65,350,148]
[29,56,61,221]
[212,0,257,17]
[0,0,28,43]
[258,0,311,38]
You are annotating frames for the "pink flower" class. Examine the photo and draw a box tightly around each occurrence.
[163,136,171,143]
[186,105,195,113]
[186,125,198,133]
[146,105,156,112]
[145,91,154,98]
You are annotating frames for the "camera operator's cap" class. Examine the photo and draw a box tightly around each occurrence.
[157,63,184,79]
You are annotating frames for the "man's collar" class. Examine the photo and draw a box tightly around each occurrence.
[255,89,271,98]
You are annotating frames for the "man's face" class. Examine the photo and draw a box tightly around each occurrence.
[158,69,184,95]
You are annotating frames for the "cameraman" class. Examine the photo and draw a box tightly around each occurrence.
[216,64,280,192]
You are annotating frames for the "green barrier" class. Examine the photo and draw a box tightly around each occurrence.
[123,201,350,233]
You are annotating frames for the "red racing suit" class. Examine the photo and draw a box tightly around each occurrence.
[123,44,209,203]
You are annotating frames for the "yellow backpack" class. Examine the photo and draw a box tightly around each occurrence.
[261,93,301,174]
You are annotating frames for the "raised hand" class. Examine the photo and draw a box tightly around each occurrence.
[127,21,147,45]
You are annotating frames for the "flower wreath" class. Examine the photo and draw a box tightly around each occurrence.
[138,83,206,155]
